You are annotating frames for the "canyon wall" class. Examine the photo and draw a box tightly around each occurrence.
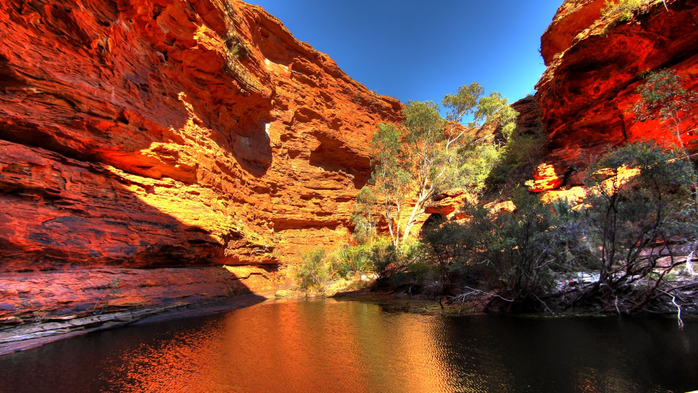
[534,0,698,190]
[0,0,402,323]
[0,0,402,272]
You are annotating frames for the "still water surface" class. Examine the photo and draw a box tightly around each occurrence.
[1,299,698,392]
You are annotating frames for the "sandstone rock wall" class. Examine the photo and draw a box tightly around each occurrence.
[535,0,698,188]
[0,0,402,272]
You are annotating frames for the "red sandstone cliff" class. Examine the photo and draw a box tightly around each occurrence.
[533,0,698,190]
[0,0,402,272]
[0,0,404,324]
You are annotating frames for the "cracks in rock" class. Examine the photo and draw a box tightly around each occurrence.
[620,113,628,142]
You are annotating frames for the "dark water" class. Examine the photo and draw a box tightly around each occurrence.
[1,299,698,393]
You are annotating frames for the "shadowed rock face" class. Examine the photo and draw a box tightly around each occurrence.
[0,0,403,271]
[535,0,698,186]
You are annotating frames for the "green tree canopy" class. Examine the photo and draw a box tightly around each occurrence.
[634,69,698,210]
[366,83,518,249]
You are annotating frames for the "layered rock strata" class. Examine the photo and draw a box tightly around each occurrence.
[534,0,698,189]
[0,0,401,324]
[0,0,401,271]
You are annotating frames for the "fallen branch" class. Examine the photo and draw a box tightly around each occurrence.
[533,293,555,314]
[448,286,515,305]
[660,281,698,293]
[672,296,684,331]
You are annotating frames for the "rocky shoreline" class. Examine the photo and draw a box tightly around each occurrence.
[0,292,273,357]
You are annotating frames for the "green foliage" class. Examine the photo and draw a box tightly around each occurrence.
[601,0,648,22]
[332,242,375,277]
[417,140,698,313]
[476,92,519,139]
[445,136,503,195]
[351,186,378,244]
[296,248,330,290]
[422,189,569,309]
[475,191,562,298]
[442,82,517,133]
[441,84,519,187]
[443,82,484,129]
[370,83,519,249]
[584,142,696,283]
[421,219,470,281]
[367,238,401,283]
[487,123,547,191]
[370,101,450,248]
[227,29,251,61]
[363,237,432,286]
[296,240,425,290]
[503,127,546,168]
[107,278,122,300]
[403,101,446,142]
[370,123,412,247]
[549,199,597,272]
[634,70,698,123]
[633,69,698,211]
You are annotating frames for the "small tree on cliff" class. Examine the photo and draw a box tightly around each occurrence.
[442,82,518,150]
[633,69,698,210]
[370,84,518,250]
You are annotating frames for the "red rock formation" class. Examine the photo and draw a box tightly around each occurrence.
[0,0,402,273]
[539,0,607,66]
[420,189,473,226]
[0,265,277,324]
[425,189,472,217]
[0,0,403,325]
[536,0,698,187]
[528,163,565,192]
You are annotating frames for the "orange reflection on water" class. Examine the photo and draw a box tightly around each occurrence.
[101,300,461,392]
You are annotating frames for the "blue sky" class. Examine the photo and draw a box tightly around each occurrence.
[247,0,562,106]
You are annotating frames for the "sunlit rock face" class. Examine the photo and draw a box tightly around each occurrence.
[0,0,402,272]
[535,0,698,188]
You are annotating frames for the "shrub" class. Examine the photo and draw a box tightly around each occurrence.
[401,240,431,281]
[422,142,697,314]
[351,187,379,245]
[633,69,698,211]
[295,248,330,290]
[467,190,567,307]
[452,137,503,195]
[422,189,571,310]
[332,243,374,278]
[365,237,432,287]
[422,219,470,282]
[576,142,697,311]
[601,0,649,22]
[486,121,546,194]
[367,239,401,284]
[549,199,599,273]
